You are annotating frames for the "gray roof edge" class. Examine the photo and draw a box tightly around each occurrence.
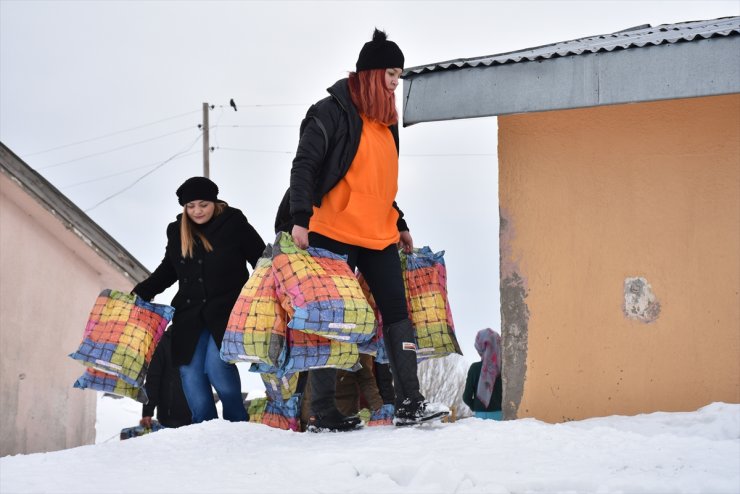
[0,141,150,283]
[403,16,740,77]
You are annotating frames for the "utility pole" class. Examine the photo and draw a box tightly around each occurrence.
[202,102,210,178]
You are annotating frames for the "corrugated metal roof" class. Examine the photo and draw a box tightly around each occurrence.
[404,16,740,76]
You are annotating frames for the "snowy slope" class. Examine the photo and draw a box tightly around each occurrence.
[1,402,738,494]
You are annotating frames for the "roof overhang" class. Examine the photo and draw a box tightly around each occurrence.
[402,35,740,126]
[0,142,150,282]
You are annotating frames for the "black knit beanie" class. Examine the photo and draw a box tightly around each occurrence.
[176,176,219,206]
[356,28,404,72]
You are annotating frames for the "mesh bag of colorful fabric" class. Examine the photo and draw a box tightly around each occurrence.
[401,247,462,359]
[73,368,149,403]
[262,395,302,431]
[271,232,376,345]
[69,289,174,387]
[262,371,301,402]
[247,397,267,424]
[221,247,287,368]
[282,327,360,373]
[362,403,395,426]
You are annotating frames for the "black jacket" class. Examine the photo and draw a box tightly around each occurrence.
[142,330,192,427]
[462,361,503,413]
[288,78,409,232]
[133,205,265,366]
[274,188,293,234]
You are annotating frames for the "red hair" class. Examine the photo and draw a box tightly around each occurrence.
[348,69,398,126]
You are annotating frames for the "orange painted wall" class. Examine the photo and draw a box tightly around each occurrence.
[498,94,740,422]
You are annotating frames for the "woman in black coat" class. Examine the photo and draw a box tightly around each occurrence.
[134,177,265,423]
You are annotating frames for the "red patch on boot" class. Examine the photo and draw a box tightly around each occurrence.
[402,342,417,352]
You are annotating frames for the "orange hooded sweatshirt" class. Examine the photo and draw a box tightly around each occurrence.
[310,114,400,249]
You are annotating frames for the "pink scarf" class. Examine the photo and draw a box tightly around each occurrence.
[474,328,501,408]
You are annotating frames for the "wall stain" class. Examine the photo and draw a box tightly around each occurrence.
[623,277,661,323]
[500,210,530,420]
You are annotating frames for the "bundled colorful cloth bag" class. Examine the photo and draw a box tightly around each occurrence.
[246,397,267,424]
[73,368,149,403]
[401,247,462,360]
[271,232,376,345]
[259,372,302,431]
[281,327,360,374]
[262,370,301,403]
[69,289,174,387]
[357,403,395,426]
[221,246,287,369]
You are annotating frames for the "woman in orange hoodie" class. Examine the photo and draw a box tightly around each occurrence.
[288,28,449,432]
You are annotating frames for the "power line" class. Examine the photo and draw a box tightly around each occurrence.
[211,124,298,128]
[23,109,201,157]
[40,126,197,170]
[213,146,294,155]
[401,153,496,157]
[213,103,308,109]
[85,133,203,213]
[60,151,200,190]
[213,146,495,157]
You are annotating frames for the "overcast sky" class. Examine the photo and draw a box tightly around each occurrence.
[1,0,738,362]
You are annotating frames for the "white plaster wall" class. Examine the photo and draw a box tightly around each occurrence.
[0,174,136,455]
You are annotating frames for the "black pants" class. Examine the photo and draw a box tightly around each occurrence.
[308,232,408,325]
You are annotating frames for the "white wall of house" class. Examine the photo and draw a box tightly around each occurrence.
[0,173,137,455]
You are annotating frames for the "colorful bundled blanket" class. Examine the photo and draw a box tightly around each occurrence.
[361,403,395,427]
[73,367,149,403]
[221,248,287,369]
[282,329,360,374]
[401,247,462,360]
[262,371,301,403]
[247,397,267,424]
[359,247,462,363]
[263,395,302,431]
[69,289,174,388]
[272,232,376,344]
[258,372,302,431]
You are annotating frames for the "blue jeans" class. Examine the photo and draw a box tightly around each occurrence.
[475,411,503,420]
[179,329,248,423]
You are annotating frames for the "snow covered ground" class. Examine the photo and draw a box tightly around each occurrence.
[1,400,738,494]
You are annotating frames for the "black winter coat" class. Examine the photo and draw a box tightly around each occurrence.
[133,205,265,366]
[142,330,192,427]
[288,78,409,232]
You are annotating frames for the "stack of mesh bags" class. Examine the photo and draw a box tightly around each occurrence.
[69,289,174,403]
[222,232,375,379]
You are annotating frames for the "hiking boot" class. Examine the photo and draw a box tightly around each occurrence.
[383,319,425,407]
[393,399,450,426]
[306,412,363,433]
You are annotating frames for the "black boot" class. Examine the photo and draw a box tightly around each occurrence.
[306,368,361,433]
[383,319,450,426]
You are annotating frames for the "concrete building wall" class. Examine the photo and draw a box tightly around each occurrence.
[498,94,740,422]
[0,173,136,455]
